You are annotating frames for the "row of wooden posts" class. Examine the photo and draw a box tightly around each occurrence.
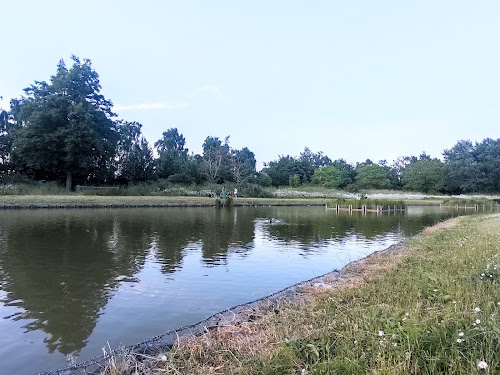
[440,204,500,210]
[330,204,406,213]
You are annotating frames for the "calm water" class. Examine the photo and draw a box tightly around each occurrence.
[0,206,477,374]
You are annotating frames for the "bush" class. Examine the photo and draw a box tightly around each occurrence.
[289,175,300,188]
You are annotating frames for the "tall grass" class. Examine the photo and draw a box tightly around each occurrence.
[0,181,69,195]
[442,198,500,207]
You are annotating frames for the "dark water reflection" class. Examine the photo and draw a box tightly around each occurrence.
[0,206,478,374]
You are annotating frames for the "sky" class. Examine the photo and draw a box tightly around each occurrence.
[1,1,499,170]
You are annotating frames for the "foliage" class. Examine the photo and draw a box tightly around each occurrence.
[355,164,391,189]
[231,147,256,183]
[11,56,119,189]
[330,159,356,188]
[444,138,500,193]
[202,136,232,183]
[256,172,272,187]
[155,128,189,179]
[289,175,300,187]
[403,157,446,193]
[311,166,342,188]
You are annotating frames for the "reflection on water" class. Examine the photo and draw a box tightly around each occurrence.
[0,206,478,374]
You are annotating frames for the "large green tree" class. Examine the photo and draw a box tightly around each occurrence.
[402,157,446,193]
[231,147,256,183]
[443,140,483,193]
[154,128,188,180]
[311,165,342,188]
[116,121,154,183]
[355,164,390,190]
[11,56,119,189]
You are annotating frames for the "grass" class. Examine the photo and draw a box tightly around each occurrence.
[441,198,500,207]
[108,214,500,374]
[0,194,332,207]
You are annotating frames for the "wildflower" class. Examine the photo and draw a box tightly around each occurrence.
[378,331,384,337]
[497,302,500,306]
[453,301,457,304]
[157,353,167,361]
[458,332,464,337]
[405,312,410,316]
[477,360,488,370]
[475,307,481,312]
[393,343,397,347]
[402,318,407,322]
[353,340,357,344]
[476,319,481,324]
[456,338,463,343]
[433,289,438,292]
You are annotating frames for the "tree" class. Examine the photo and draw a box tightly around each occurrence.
[443,140,480,193]
[311,166,342,188]
[355,164,390,189]
[330,159,356,188]
[262,155,296,187]
[11,56,118,189]
[402,158,446,193]
[0,108,19,177]
[154,128,188,179]
[231,147,256,183]
[202,136,232,183]
[116,122,154,184]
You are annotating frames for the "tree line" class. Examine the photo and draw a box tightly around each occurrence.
[1,57,499,194]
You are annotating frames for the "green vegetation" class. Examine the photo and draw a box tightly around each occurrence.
[125,214,499,374]
[2,58,500,195]
[441,198,500,207]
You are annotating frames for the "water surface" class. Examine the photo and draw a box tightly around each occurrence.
[0,206,478,374]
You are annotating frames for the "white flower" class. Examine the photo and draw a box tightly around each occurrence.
[378,331,384,337]
[477,360,488,370]
[458,332,464,337]
[433,289,438,292]
[402,318,407,322]
[393,343,397,347]
[353,340,357,344]
[456,338,463,343]
[475,307,481,312]
[497,302,500,306]
[157,353,167,361]
[405,312,410,316]
[452,301,457,304]
[476,319,481,324]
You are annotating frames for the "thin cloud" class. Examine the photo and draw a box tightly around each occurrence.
[114,102,189,111]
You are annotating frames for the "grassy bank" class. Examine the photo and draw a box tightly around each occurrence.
[0,194,332,207]
[109,214,500,374]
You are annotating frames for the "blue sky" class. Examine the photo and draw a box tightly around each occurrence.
[1,1,499,169]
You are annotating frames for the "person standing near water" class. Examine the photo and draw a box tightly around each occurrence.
[234,187,238,199]
[222,186,226,199]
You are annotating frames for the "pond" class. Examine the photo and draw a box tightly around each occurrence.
[0,206,483,374]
